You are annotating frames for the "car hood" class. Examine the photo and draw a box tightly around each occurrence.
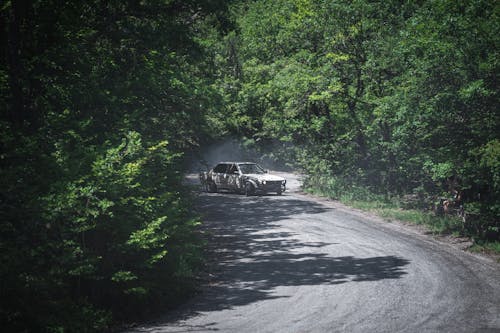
[245,174,285,182]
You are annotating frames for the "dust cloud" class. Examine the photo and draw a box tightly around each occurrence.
[187,138,293,172]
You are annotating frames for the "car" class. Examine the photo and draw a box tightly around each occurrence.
[200,162,286,196]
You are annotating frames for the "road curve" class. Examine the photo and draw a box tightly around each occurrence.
[126,172,500,333]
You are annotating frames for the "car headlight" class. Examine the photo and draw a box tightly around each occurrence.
[262,180,267,185]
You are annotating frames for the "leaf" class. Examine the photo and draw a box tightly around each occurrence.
[111,271,138,283]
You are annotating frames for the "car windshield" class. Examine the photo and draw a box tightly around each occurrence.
[239,163,265,174]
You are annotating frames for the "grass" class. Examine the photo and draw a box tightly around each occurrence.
[305,180,500,256]
[469,241,500,261]
[343,199,463,235]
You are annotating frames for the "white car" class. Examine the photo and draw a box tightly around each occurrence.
[200,162,286,196]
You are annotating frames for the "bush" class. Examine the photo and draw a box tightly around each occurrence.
[0,130,202,331]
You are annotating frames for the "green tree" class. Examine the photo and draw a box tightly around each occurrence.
[216,0,499,237]
[1,0,229,331]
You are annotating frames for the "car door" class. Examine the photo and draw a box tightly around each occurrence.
[212,163,229,188]
[219,163,230,189]
[226,164,240,190]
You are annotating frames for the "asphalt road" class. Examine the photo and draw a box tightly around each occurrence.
[127,172,500,333]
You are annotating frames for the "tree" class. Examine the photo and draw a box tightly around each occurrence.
[216,0,499,237]
[0,0,229,331]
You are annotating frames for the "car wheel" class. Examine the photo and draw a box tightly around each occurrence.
[245,183,255,196]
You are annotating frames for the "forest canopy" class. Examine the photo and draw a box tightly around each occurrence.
[209,0,499,238]
[1,0,229,331]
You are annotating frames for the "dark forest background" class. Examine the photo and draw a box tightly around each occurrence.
[1,0,498,331]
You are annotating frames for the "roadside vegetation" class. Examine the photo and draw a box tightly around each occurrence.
[304,174,500,255]
[1,0,498,332]
[1,1,228,331]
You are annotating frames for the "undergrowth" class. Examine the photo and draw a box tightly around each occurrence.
[305,176,499,255]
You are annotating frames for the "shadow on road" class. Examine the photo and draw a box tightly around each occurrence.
[148,192,410,327]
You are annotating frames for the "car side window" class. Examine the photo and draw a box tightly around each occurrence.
[213,164,228,173]
[228,164,238,174]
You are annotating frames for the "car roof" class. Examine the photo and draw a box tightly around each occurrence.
[218,162,256,164]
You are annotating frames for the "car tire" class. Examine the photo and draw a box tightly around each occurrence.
[245,183,255,196]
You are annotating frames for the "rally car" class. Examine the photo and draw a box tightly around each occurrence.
[200,162,286,196]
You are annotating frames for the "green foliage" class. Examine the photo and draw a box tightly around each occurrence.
[2,0,499,330]
[1,0,228,331]
[479,140,500,191]
[213,0,499,241]
[1,125,204,330]
[469,241,500,259]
